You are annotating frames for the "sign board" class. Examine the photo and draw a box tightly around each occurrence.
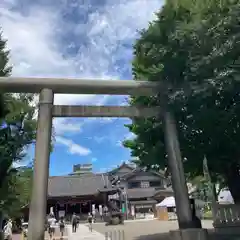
[108,193,119,200]
[99,205,103,216]
[135,205,153,209]
[58,210,65,217]
[131,205,135,216]
[92,204,95,214]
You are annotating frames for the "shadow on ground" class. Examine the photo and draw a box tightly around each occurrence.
[135,231,240,240]
[134,232,170,240]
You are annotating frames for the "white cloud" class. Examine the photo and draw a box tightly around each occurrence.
[0,0,163,100]
[0,0,164,155]
[55,136,91,156]
[53,118,83,135]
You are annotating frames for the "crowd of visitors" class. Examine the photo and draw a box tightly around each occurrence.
[0,209,97,239]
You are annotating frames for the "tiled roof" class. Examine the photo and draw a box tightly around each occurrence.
[107,162,135,175]
[154,187,173,196]
[130,200,157,205]
[114,168,166,181]
[127,188,156,199]
[48,174,111,197]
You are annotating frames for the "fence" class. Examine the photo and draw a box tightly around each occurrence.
[213,203,240,234]
[105,230,125,240]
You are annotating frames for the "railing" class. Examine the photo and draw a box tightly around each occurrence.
[105,230,125,240]
[213,203,240,233]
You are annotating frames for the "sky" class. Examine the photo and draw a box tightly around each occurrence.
[0,0,164,176]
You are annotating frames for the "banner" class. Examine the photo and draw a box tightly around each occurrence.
[99,205,103,216]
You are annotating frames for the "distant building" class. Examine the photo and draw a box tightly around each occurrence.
[71,163,93,175]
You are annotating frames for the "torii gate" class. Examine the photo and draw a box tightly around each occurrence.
[0,77,203,240]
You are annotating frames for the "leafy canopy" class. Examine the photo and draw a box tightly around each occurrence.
[124,0,240,201]
[0,30,37,216]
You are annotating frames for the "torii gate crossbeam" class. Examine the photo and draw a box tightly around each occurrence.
[0,77,193,240]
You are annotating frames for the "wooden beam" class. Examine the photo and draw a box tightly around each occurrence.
[52,105,160,118]
[0,77,159,95]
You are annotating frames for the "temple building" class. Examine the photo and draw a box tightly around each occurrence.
[23,162,173,221]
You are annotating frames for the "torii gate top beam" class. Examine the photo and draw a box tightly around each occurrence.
[0,77,159,96]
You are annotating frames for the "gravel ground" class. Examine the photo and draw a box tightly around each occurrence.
[92,220,240,240]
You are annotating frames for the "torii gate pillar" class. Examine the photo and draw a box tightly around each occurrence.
[27,89,54,240]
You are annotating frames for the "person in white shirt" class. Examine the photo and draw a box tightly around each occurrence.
[3,219,12,240]
[47,215,57,240]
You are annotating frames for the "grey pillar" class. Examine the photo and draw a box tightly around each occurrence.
[170,229,208,240]
[28,89,53,240]
[163,110,193,229]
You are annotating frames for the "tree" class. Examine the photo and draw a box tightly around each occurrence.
[17,166,33,208]
[0,93,37,188]
[0,31,11,119]
[0,30,37,222]
[124,0,240,202]
[0,166,33,218]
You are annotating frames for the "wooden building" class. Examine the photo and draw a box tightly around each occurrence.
[108,163,173,219]
[23,163,173,221]
[46,173,111,221]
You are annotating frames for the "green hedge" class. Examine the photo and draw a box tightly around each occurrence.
[203,211,213,219]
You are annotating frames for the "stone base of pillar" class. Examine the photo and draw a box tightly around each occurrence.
[169,228,208,240]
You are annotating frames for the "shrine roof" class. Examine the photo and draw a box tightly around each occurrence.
[127,188,156,199]
[48,174,111,197]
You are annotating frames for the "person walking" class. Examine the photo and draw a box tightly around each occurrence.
[59,217,65,239]
[3,219,12,240]
[87,213,93,232]
[71,213,77,233]
[47,214,57,240]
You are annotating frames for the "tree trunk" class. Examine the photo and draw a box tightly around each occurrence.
[225,164,240,204]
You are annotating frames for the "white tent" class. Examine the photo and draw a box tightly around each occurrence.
[218,189,234,204]
[156,196,175,208]
[156,197,205,208]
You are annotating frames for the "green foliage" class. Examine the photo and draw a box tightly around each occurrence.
[0,93,37,186]
[0,30,37,216]
[189,176,215,202]
[0,31,12,119]
[0,167,33,217]
[124,0,240,202]
[203,210,213,219]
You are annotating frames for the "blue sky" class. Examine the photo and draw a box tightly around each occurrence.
[0,0,164,176]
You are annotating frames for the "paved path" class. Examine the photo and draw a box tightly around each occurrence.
[44,226,68,240]
[12,234,21,240]
[68,224,105,240]
[93,220,215,240]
